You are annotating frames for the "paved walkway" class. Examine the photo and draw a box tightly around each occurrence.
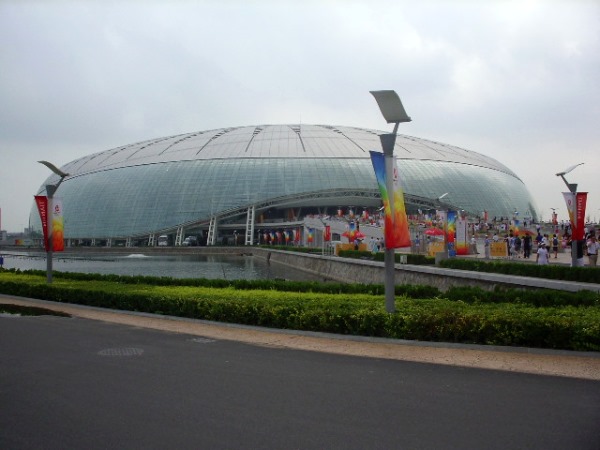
[1,294,599,381]
[466,240,594,266]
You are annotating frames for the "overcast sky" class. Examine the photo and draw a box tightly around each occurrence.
[1,0,598,232]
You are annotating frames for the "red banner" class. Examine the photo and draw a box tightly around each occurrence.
[34,195,49,251]
[323,225,331,242]
[575,192,587,240]
[563,192,588,240]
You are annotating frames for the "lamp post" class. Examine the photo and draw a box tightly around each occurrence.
[370,90,412,313]
[38,160,69,283]
[437,193,449,258]
[556,162,584,267]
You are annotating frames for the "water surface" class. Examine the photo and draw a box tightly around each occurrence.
[0,251,326,282]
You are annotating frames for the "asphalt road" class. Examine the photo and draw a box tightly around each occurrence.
[1,315,599,450]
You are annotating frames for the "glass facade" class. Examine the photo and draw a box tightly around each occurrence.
[30,124,538,239]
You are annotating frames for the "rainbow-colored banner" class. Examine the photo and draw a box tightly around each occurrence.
[369,151,410,248]
[511,219,520,235]
[307,228,314,243]
[447,210,457,256]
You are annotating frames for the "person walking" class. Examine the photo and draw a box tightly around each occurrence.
[523,234,532,258]
[536,242,549,265]
[552,234,559,259]
[484,235,491,259]
[586,236,599,266]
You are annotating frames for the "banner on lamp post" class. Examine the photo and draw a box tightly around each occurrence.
[456,216,468,255]
[446,210,457,256]
[369,151,411,249]
[51,197,65,252]
[563,192,587,240]
[323,225,331,242]
[563,192,576,233]
[575,192,587,240]
[34,195,49,251]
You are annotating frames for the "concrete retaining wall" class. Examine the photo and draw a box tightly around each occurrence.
[252,248,600,293]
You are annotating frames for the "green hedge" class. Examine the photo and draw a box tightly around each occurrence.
[2,268,598,308]
[0,268,439,298]
[339,250,435,265]
[445,286,599,308]
[0,272,599,351]
[439,258,600,283]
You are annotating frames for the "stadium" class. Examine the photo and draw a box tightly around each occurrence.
[30,124,538,247]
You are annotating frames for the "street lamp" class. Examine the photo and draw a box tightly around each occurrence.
[370,90,412,313]
[38,160,69,283]
[437,193,449,258]
[556,162,584,267]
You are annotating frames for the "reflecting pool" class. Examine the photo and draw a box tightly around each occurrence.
[0,251,327,282]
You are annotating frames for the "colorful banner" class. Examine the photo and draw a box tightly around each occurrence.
[34,195,49,251]
[563,192,576,234]
[575,192,587,240]
[446,210,457,256]
[456,217,468,255]
[369,151,411,248]
[563,192,588,240]
[323,225,331,242]
[307,228,314,243]
[51,197,65,252]
[511,219,520,235]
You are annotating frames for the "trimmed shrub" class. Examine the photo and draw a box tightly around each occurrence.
[439,258,600,283]
[0,272,598,351]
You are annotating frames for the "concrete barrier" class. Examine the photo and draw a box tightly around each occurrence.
[252,248,600,293]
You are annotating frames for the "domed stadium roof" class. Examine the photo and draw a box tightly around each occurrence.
[31,124,538,240]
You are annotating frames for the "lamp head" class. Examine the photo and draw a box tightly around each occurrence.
[38,160,69,178]
[370,90,412,124]
[555,162,584,177]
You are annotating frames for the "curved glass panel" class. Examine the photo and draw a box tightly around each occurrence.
[30,125,538,239]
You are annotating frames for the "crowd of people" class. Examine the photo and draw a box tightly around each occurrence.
[305,209,599,267]
[480,226,598,266]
